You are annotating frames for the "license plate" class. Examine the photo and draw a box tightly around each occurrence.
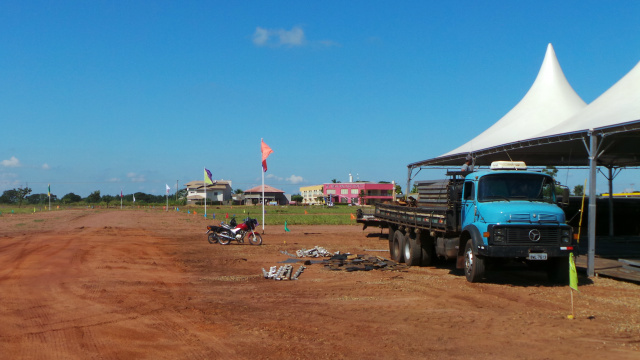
[528,253,547,260]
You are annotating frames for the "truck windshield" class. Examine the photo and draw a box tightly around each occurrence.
[478,173,556,203]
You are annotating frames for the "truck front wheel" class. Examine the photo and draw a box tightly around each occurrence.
[391,230,405,263]
[464,239,485,282]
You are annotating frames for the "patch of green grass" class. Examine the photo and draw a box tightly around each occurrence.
[198,205,362,225]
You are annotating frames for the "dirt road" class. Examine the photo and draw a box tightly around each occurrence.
[1,209,638,359]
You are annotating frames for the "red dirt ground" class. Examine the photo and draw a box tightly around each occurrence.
[1,209,639,359]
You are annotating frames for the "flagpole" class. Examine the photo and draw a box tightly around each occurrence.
[120,189,123,209]
[262,164,265,233]
[204,167,207,217]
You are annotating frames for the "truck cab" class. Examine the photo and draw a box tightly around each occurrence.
[458,161,575,282]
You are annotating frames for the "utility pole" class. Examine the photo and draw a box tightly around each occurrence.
[176,180,179,202]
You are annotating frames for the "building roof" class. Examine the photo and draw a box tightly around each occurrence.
[184,180,231,190]
[244,184,285,193]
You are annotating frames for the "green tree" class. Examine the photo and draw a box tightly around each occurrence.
[102,194,115,207]
[331,179,341,183]
[26,193,48,205]
[573,184,584,196]
[87,190,101,203]
[16,186,32,207]
[234,188,244,194]
[0,189,19,204]
[291,194,303,202]
[542,166,558,178]
[62,193,82,204]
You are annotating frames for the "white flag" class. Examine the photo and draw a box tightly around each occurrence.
[133,194,136,202]
[166,184,170,194]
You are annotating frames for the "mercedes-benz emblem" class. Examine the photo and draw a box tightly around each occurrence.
[529,229,541,242]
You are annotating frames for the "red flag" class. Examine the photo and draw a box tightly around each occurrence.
[261,139,274,172]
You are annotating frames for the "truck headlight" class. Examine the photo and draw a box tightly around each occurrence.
[561,229,570,243]
[493,228,505,243]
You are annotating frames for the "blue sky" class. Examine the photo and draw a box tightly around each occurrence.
[1,1,640,197]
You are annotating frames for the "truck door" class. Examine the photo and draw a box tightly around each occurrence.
[461,181,476,227]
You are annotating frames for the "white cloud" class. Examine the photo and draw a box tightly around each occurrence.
[42,163,50,170]
[1,156,21,167]
[252,26,306,47]
[278,26,304,46]
[286,175,304,184]
[127,172,146,183]
[265,173,283,181]
[107,178,120,183]
[252,27,269,46]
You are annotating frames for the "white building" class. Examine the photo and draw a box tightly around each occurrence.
[185,180,232,204]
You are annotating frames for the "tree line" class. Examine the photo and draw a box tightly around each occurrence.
[0,187,188,207]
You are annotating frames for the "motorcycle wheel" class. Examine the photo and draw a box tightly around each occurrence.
[248,232,263,246]
[218,231,231,245]
[207,233,218,244]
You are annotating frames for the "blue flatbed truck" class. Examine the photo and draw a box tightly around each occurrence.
[373,161,577,283]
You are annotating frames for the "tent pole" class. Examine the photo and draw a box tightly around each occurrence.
[587,131,597,278]
[608,166,614,238]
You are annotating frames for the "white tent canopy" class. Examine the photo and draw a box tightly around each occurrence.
[442,43,587,157]
[534,59,640,139]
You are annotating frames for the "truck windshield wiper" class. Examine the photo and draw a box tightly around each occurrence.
[509,195,536,201]
[483,195,510,202]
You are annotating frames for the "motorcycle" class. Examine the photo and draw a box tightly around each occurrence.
[206,217,263,246]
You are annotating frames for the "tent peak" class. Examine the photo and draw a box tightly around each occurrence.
[440,43,586,158]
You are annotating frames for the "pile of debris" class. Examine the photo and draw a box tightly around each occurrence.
[324,253,407,272]
[263,246,404,280]
[295,246,336,258]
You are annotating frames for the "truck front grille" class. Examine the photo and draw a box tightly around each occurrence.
[496,226,561,245]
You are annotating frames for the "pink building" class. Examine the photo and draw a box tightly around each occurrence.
[324,182,395,205]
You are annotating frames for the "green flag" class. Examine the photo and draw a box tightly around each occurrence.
[569,253,579,291]
[284,220,290,232]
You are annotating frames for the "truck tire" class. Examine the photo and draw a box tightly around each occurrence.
[391,229,405,263]
[547,257,570,284]
[388,227,396,257]
[419,233,435,266]
[404,231,421,267]
[464,239,485,282]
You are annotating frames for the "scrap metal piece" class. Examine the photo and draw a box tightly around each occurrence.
[266,266,277,279]
[292,265,306,280]
[274,266,286,280]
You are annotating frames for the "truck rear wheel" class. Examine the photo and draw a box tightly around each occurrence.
[464,239,485,282]
[419,233,435,266]
[391,229,405,263]
[404,232,421,267]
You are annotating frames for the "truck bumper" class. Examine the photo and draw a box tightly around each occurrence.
[476,244,578,258]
